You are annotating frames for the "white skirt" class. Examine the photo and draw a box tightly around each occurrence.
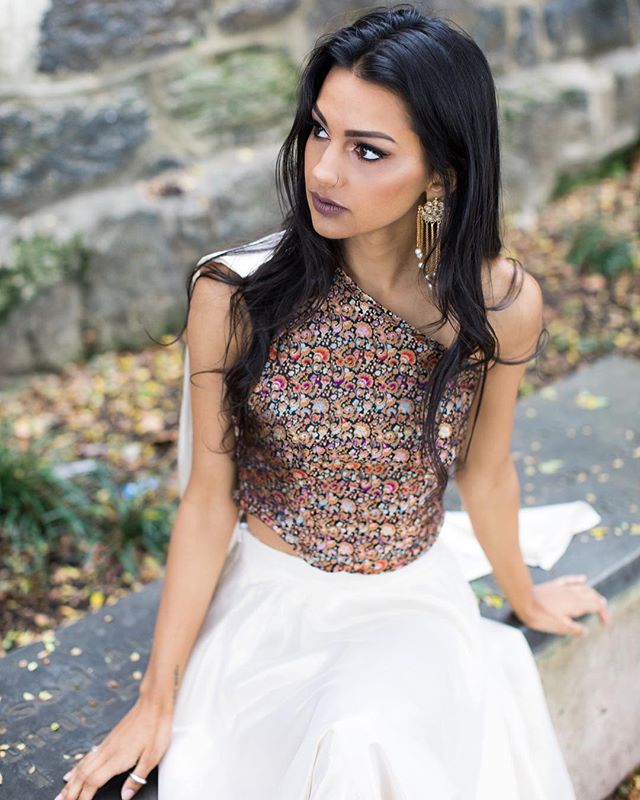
[158,516,577,799]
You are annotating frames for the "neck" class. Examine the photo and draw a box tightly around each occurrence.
[340,216,417,293]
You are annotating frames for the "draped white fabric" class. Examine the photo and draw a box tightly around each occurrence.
[158,518,576,798]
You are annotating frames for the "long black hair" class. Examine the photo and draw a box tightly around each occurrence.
[170,3,546,490]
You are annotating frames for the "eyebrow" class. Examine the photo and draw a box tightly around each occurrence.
[311,103,397,144]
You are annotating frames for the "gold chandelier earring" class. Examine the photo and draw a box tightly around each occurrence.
[415,195,445,288]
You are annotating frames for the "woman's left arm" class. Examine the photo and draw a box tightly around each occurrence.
[453,260,611,637]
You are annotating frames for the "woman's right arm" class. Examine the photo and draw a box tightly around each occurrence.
[140,267,244,711]
[55,268,245,800]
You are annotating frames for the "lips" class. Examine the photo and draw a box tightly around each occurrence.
[311,191,347,210]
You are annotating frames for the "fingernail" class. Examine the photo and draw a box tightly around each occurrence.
[122,788,135,800]
[63,771,72,780]
[54,795,63,800]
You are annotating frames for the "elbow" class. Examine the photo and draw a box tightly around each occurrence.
[454,454,519,498]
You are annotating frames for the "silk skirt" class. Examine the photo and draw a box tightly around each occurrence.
[157,516,576,799]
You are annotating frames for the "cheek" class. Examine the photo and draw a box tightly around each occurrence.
[353,164,420,213]
[303,137,318,172]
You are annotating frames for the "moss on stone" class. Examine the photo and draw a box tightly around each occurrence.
[0,233,89,325]
[162,45,298,142]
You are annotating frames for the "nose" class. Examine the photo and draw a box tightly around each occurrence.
[311,144,340,188]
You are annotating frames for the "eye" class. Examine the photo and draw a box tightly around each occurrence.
[354,142,385,162]
[306,118,387,163]
[306,119,329,140]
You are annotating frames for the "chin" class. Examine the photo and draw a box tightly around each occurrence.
[310,220,348,239]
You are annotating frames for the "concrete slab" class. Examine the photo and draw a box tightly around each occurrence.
[0,583,162,799]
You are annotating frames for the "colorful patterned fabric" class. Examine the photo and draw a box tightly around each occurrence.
[232,263,482,573]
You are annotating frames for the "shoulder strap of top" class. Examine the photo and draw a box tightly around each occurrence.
[178,229,285,499]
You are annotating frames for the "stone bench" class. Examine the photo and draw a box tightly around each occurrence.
[1,353,638,800]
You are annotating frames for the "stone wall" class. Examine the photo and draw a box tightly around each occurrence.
[1,0,639,378]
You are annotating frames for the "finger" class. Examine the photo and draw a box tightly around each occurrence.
[72,751,122,800]
[120,760,152,800]
[562,615,588,637]
[58,750,104,799]
[63,746,99,783]
[559,574,588,585]
[78,761,123,800]
[596,595,611,627]
[576,588,611,628]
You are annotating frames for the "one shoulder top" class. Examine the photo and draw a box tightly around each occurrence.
[178,231,482,574]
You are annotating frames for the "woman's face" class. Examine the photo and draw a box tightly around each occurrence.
[304,66,432,240]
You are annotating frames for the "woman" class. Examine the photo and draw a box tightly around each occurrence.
[56,5,611,800]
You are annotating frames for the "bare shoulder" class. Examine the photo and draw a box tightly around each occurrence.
[187,261,247,370]
[481,254,544,361]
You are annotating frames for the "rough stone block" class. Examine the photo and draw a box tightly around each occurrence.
[0,281,84,375]
[216,0,300,33]
[0,89,149,212]
[37,0,212,74]
[543,0,633,57]
[155,47,298,151]
[515,5,539,67]
[0,143,283,373]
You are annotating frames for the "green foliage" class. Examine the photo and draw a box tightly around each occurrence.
[0,424,91,580]
[0,232,89,324]
[552,139,638,198]
[85,465,176,576]
[0,423,176,586]
[566,219,635,278]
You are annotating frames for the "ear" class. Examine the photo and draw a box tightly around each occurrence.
[425,167,456,197]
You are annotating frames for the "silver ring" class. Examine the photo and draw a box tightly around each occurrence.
[129,771,148,785]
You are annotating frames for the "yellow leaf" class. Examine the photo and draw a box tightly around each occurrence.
[538,459,565,474]
[589,526,607,540]
[574,390,609,410]
[89,591,104,611]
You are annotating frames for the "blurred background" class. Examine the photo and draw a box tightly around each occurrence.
[0,1,639,786]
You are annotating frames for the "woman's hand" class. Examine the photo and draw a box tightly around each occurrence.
[54,695,173,800]
[518,574,612,637]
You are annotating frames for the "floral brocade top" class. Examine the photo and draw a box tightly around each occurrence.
[201,248,483,575]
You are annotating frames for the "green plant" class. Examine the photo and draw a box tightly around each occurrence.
[84,467,176,576]
[0,232,90,324]
[0,416,176,585]
[566,219,634,278]
[0,425,92,582]
[552,139,639,198]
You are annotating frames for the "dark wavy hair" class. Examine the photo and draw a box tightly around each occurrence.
[169,2,547,490]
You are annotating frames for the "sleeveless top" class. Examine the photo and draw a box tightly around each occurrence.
[179,231,482,574]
